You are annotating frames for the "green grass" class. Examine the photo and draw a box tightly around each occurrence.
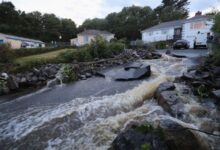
[15,49,75,65]
[13,48,76,72]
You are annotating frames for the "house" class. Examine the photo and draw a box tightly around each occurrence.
[71,30,115,46]
[0,33,45,49]
[141,12,214,48]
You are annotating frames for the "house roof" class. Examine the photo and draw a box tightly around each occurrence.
[78,30,114,36]
[0,33,45,44]
[142,15,212,33]
[142,20,185,33]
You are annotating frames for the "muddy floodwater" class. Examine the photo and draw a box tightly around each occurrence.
[1,49,219,150]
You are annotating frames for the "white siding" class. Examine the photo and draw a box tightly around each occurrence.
[142,28,174,43]
[182,19,214,48]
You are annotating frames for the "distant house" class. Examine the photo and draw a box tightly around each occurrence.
[141,11,214,48]
[0,33,45,49]
[71,30,115,46]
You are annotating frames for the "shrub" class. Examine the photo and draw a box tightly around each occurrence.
[108,42,124,55]
[58,48,92,63]
[62,64,77,83]
[88,35,110,58]
[211,43,220,66]
[0,80,7,95]
[136,40,145,48]
[0,44,15,63]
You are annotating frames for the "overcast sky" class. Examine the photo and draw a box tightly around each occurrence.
[9,0,220,26]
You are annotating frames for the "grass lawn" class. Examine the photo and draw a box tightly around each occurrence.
[15,49,75,65]
[13,48,76,71]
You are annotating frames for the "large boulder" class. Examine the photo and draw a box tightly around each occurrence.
[157,91,184,117]
[111,118,210,150]
[115,66,151,81]
[155,82,175,98]
[97,62,151,81]
[183,70,210,81]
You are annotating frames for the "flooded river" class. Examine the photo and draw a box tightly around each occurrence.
[1,49,218,150]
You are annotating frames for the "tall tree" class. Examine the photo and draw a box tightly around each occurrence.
[155,0,189,22]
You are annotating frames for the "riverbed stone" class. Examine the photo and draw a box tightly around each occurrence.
[157,91,184,117]
[212,90,220,99]
[85,73,92,78]
[155,82,175,98]
[111,118,210,150]
[183,70,210,80]
[6,75,19,90]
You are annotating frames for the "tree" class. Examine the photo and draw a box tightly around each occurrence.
[105,6,156,40]
[0,2,77,42]
[212,13,220,36]
[0,2,19,33]
[155,0,189,22]
[60,19,77,41]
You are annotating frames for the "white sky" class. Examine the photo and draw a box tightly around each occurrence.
[8,0,220,26]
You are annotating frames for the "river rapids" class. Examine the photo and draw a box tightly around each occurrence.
[0,50,219,150]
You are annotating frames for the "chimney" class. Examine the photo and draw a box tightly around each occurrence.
[195,11,202,16]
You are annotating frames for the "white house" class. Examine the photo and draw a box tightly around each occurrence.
[70,30,114,46]
[141,12,214,48]
[0,33,45,49]
[182,14,214,48]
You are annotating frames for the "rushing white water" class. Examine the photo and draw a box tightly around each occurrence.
[0,52,218,150]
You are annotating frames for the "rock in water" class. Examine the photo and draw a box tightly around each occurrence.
[155,82,175,98]
[111,118,210,150]
[97,62,151,81]
[212,90,220,99]
[157,91,184,117]
[115,66,151,81]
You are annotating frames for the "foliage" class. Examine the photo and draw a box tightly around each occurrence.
[58,48,92,63]
[58,37,124,63]
[211,13,220,66]
[62,64,77,83]
[197,85,210,98]
[155,0,189,22]
[141,144,150,150]
[0,80,7,95]
[0,2,77,42]
[0,1,190,42]
[14,46,76,57]
[108,42,125,55]
[0,44,15,63]
[212,13,220,36]
[88,35,109,58]
[134,124,153,133]
[211,44,220,66]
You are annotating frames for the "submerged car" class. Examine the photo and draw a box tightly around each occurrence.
[173,40,190,49]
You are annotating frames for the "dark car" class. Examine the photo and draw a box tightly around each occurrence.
[173,40,190,49]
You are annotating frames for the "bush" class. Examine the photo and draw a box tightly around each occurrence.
[0,44,15,63]
[108,42,124,55]
[212,43,220,66]
[88,35,110,58]
[58,48,92,63]
[62,64,77,83]
[58,36,125,63]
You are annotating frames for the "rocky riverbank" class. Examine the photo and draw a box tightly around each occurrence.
[110,55,220,150]
[0,49,162,96]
